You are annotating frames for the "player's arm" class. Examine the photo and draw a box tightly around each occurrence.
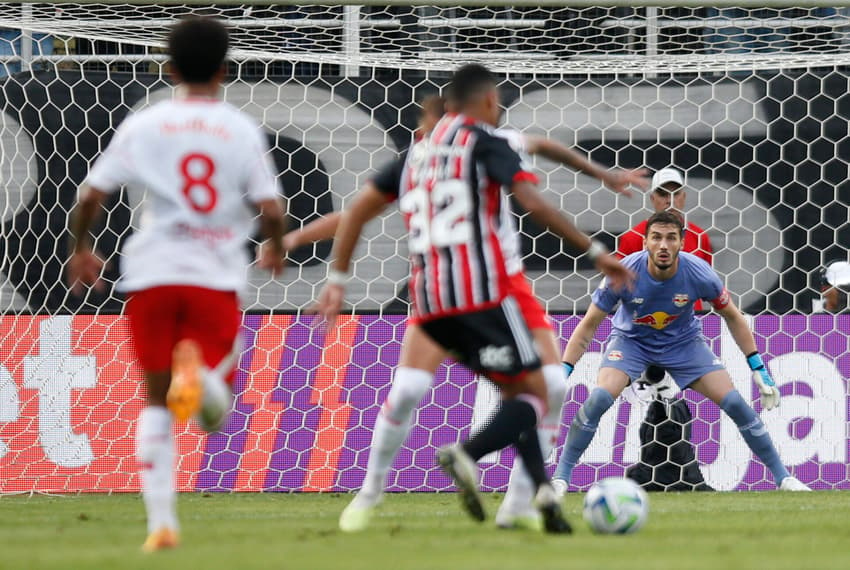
[68,116,136,294]
[312,183,390,328]
[716,299,756,355]
[283,212,342,252]
[254,197,287,275]
[523,135,649,198]
[716,296,780,410]
[561,302,609,377]
[480,133,633,289]
[511,180,633,291]
[329,184,388,276]
[259,211,341,266]
[67,184,109,294]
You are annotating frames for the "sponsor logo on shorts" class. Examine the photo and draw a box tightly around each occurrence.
[632,297,644,305]
[479,345,515,370]
[673,293,689,307]
[633,311,680,330]
[713,358,723,365]
[607,350,624,361]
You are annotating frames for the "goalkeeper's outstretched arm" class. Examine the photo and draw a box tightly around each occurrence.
[562,302,609,368]
[715,299,757,356]
[716,298,780,410]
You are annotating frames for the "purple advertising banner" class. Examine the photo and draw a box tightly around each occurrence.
[5,313,845,493]
[218,314,850,493]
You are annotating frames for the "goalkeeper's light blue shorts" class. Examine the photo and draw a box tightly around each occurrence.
[600,334,726,389]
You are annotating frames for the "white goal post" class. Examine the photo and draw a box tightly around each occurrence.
[0,2,848,495]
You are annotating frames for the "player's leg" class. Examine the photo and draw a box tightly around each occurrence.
[689,368,808,490]
[552,367,629,490]
[494,368,571,533]
[553,336,644,489]
[339,323,445,532]
[666,338,809,491]
[428,298,570,533]
[126,287,181,551]
[497,323,565,530]
[173,287,242,432]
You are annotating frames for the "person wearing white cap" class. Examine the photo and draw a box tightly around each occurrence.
[617,167,713,266]
[815,260,850,312]
[611,167,716,488]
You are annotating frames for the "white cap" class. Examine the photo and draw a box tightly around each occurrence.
[651,168,684,192]
[825,261,850,288]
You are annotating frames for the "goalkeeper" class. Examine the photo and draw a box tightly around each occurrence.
[552,211,811,493]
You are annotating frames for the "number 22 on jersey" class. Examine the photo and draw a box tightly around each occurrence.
[399,180,472,254]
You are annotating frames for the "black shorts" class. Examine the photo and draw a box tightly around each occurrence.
[420,297,541,383]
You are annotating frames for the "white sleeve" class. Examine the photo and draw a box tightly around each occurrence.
[493,127,528,154]
[85,115,137,193]
[243,124,282,203]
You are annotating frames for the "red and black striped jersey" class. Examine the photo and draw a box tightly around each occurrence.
[372,113,538,322]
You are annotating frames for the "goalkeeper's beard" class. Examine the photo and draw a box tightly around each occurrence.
[651,250,677,272]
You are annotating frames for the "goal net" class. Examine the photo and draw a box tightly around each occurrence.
[0,2,848,494]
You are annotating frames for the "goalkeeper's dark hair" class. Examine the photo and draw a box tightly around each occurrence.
[645,211,684,238]
[168,17,229,84]
[446,64,498,108]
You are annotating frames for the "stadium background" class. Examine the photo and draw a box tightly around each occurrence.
[0,5,849,494]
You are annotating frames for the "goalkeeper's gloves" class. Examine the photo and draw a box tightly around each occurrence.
[563,362,574,379]
[747,352,780,410]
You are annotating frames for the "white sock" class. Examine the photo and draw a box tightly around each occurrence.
[199,366,232,432]
[360,367,432,498]
[501,364,567,513]
[137,406,178,533]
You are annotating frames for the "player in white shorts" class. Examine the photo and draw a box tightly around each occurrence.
[67,17,286,552]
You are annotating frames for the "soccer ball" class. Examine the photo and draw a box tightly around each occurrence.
[582,477,649,534]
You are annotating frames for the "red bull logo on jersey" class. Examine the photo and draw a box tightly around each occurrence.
[673,293,689,307]
[633,311,680,330]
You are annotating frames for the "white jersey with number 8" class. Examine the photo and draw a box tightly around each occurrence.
[85,97,281,293]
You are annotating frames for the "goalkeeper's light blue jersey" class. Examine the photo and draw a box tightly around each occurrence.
[591,250,729,349]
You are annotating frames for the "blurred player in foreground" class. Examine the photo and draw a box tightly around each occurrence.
[313,63,634,534]
[67,17,286,551]
[279,95,646,532]
[552,211,811,493]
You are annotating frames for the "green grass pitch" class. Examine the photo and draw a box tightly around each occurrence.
[2,491,849,569]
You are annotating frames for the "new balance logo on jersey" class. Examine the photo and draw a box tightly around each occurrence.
[479,345,515,370]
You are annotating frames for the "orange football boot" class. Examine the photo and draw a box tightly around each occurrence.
[167,339,203,422]
[141,527,179,552]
